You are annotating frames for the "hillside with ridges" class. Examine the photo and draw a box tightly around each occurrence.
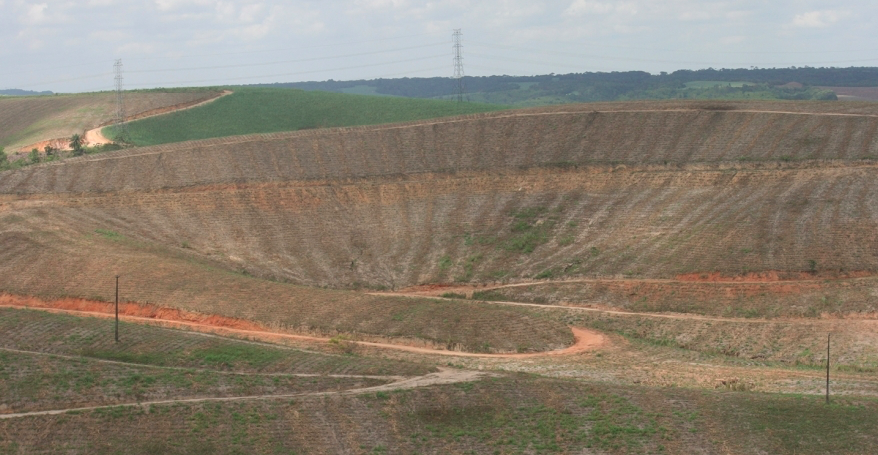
[0,209,572,353]
[3,101,878,289]
[3,100,878,194]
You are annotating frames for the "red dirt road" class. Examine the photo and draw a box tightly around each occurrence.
[83,90,233,147]
[0,294,604,358]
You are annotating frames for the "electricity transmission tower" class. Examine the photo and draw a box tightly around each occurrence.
[113,59,129,142]
[452,29,466,102]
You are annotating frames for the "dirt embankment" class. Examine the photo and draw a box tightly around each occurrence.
[674,270,875,282]
[0,294,604,358]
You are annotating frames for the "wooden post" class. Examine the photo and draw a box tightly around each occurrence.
[115,275,120,343]
[826,333,830,404]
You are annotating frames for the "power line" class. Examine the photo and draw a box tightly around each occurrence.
[468,42,878,68]
[114,59,129,142]
[126,31,447,61]
[13,72,114,90]
[471,40,878,57]
[126,42,445,74]
[0,31,447,78]
[452,29,466,102]
[123,54,446,88]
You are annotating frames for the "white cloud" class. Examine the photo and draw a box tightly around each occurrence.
[22,3,48,24]
[792,10,848,28]
[564,1,614,15]
[354,0,409,9]
[239,3,263,22]
[720,35,745,45]
[725,10,751,20]
[564,0,637,16]
[89,30,130,41]
[116,41,157,54]
[154,0,212,12]
[679,11,710,21]
[214,1,234,20]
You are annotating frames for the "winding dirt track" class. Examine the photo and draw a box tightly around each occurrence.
[0,297,606,358]
[0,368,491,420]
[374,282,878,325]
[0,347,407,381]
[82,90,233,146]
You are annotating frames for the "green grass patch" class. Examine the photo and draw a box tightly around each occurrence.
[94,229,124,240]
[80,348,166,366]
[106,87,506,147]
[188,344,286,368]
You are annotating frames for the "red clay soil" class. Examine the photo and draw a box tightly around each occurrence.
[0,294,265,331]
[0,294,605,358]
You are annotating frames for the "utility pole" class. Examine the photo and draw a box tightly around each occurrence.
[113,59,129,142]
[115,275,120,343]
[826,333,830,404]
[452,29,466,103]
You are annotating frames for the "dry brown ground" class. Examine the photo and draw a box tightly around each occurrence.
[818,86,878,101]
[0,90,223,152]
[0,295,602,358]
[2,100,877,387]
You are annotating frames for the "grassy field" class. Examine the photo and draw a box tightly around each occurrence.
[0,308,434,376]
[103,87,506,146]
[2,373,876,454]
[0,307,440,417]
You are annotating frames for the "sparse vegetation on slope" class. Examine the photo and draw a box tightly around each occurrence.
[104,87,506,146]
[2,374,876,454]
[0,89,222,151]
[477,275,878,318]
[0,308,433,376]
[5,102,878,291]
[0,211,574,354]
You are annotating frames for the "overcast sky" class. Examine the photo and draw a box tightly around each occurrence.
[1,0,876,93]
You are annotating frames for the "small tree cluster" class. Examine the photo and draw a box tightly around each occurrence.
[70,134,84,157]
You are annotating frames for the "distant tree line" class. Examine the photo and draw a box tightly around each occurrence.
[249,66,877,103]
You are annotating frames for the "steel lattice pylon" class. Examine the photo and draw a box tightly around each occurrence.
[452,29,466,103]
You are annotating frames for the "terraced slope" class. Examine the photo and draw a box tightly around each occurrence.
[4,101,878,287]
[0,90,223,151]
[5,100,878,194]
[2,100,878,351]
[0,209,572,353]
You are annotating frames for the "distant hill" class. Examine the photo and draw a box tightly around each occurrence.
[104,87,506,147]
[0,89,53,96]
[255,66,878,106]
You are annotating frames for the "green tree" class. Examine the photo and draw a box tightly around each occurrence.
[29,148,40,164]
[0,147,8,170]
[70,134,84,156]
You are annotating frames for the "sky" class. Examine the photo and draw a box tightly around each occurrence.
[1,0,876,93]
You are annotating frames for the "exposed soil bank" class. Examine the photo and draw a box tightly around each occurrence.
[675,270,875,282]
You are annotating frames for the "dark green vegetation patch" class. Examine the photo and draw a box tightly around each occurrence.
[106,87,506,146]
